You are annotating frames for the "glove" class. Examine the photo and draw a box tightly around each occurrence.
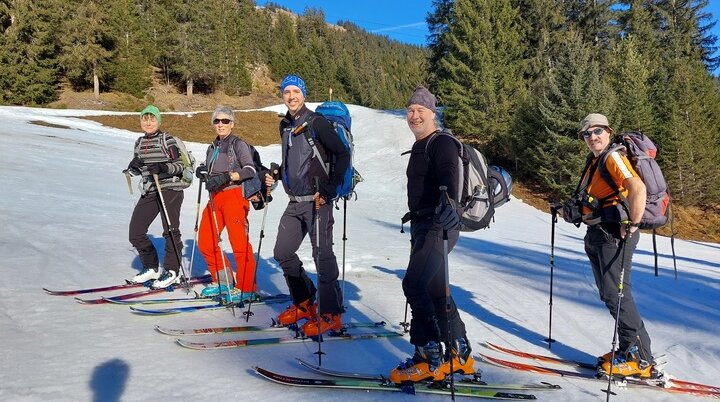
[195,164,208,180]
[127,157,143,171]
[206,172,231,192]
[317,177,337,201]
[434,199,460,231]
[147,163,168,175]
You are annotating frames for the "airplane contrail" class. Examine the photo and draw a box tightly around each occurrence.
[371,22,426,33]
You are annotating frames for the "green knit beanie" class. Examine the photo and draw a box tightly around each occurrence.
[140,104,162,124]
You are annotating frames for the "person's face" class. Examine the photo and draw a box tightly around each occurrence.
[212,114,234,138]
[581,126,611,156]
[282,85,305,116]
[140,114,159,134]
[406,104,436,139]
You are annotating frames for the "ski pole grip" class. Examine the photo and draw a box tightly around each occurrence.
[438,185,448,207]
[314,177,321,211]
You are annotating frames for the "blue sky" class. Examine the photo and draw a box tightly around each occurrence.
[258,0,720,74]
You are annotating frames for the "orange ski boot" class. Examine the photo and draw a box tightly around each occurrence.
[389,341,446,384]
[276,299,316,327]
[301,313,343,336]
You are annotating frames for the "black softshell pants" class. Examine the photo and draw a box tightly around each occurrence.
[273,201,343,314]
[585,225,652,362]
[129,190,183,273]
[404,219,467,347]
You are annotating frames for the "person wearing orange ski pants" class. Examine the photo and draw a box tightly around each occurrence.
[198,186,256,292]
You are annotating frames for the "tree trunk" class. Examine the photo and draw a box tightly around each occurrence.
[186,78,193,98]
[93,65,100,100]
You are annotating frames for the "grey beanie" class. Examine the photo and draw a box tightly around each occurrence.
[406,86,437,112]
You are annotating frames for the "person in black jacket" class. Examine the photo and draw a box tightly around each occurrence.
[268,74,350,337]
[389,86,474,384]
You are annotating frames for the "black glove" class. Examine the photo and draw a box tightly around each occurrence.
[147,163,168,175]
[206,172,231,193]
[195,164,208,180]
[434,199,460,231]
[127,157,143,171]
[317,177,337,201]
[269,162,281,181]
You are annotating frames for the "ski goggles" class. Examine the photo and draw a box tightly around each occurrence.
[579,127,605,138]
[213,118,233,125]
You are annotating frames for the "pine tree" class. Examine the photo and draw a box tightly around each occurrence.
[59,0,113,99]
[0,0,61,105]
[433,0,527,146]
[105,0,151,98]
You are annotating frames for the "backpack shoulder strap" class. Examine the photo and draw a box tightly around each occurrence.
[596,144,626,194]
[299,114,331,176]
[424,130,460,161]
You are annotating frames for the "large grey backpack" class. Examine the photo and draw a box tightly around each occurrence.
[425,131,511,231]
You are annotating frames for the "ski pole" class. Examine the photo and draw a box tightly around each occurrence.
[546,204,560,348]
[400,302,410,333]
[123,170,133,195]
[340,197,348,309]
[207,190,236,316]
[314,177,325,366]
[602,236,628,401]
[244,167,278,321]
[188,180,203,279]
[153,174,189,289]
[438,186,455,401]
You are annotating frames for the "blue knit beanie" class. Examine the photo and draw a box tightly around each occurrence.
[280,74,307,97]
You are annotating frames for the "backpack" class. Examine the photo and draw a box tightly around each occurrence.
[597,131,670,230]
[312,101,363,200]
[160,132,195,189]
[426,131,511,231]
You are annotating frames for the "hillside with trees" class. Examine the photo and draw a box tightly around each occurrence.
[428,0,720,214]
[0,1,428,109]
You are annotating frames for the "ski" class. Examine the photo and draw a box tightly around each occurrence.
[176,330,403,350]
[295,358,561,391]
[74,276,212,304]
[156,321,387,336]
[484,342,720,394]
[253,366,537,400]
[43,274,211,296]
[129,294,292,315]
[485,342,597,370]
[478,353,720,399]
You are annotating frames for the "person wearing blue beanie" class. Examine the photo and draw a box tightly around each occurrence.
[280,74,307,98]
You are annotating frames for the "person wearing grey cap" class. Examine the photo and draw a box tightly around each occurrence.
[125,105,186,289]
[193,106,265,303]
[565,113,655,378]
[389,86,474,384]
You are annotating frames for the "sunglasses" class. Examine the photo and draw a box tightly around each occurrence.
[580,127,605,138]
[213,118,232,125]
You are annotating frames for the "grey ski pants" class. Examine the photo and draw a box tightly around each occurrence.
[585,225,652,361]
[273,201,343,314]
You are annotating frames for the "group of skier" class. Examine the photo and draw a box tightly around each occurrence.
[123,75,657,383]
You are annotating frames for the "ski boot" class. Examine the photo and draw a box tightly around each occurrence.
[598,346,654,379]
[276,299,316,327]
[151,270,180,289]
[130,267,161,284]
[389,341,446,384]
[302,313,343,337]
[439,337,476,377]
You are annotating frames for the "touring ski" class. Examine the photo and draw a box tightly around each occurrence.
[295,358,561,391]
[74,276,212,304]
[253,366,537,399]
[43,274,211,296]
[176,330,403,350]
[129,294,292,315]
[483,342,720,394]
[156,321,387,336]
[478,352,720,398]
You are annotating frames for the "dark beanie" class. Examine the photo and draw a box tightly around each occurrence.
[406,86,437,112]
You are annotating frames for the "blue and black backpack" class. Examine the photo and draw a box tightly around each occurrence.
[313,101,363,200]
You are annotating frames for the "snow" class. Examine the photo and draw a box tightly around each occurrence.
[1,104,719,402]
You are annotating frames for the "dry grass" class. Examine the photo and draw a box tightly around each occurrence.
[30,120,71,130]
[84,111,282,146]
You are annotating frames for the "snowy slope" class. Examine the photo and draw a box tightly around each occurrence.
[0,104,718,402]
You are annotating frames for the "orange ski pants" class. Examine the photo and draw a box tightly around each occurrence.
[198,187,256,292]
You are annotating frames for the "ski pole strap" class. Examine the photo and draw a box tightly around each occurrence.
[400,207,434,233]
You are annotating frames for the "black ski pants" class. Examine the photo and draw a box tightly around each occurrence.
[129,190,183,273]
[403,219,467,347]
[585,225,652,361]
[273,201,343,314]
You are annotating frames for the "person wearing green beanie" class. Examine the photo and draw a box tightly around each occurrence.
[124,104,186,289]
